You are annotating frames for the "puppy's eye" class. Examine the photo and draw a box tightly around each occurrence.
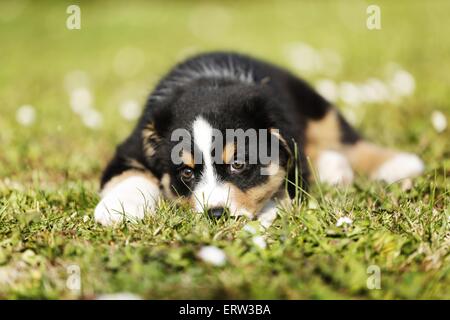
[230,161,246,173]
[181,167,194,181]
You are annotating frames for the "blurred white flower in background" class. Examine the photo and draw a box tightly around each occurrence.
[286,45,416,108]
[113,47,145,78]
[96,292,142,300]
[119,100,141,121]
[69,87,93,115]
[64,70,104,129]
[364,78,391,103]
[315,79,338,102]
[431,110,447,133]
[285,43,342,76]
[16,105,36,126]
[81,108,103,129]
[285,42,323,75]
[319,49,342,76]
[252,236,267,249]
[336,216,353,227]
[197,246,227,266]
[341,108,359,125]
[339,82,362,107]
[389,69,415,98]
[243,224,257,235]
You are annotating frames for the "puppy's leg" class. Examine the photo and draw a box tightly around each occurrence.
[344,141,424,183]
[94,170,160,226]
[315,149,354,185]
[305,109,356,185]
[305,109,424,184]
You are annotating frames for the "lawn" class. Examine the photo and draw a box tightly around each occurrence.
[0,0,449,299]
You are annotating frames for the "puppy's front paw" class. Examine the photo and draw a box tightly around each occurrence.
[94,195,147,226]
[372,153,424,183]
[94,175,160,226]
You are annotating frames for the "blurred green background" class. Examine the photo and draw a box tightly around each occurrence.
[0,0,448,299]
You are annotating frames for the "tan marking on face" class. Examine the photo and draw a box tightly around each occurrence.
[226,164,286,217]
[304,110,342,162]
[222,142,236,164]
[161,173,195,207]
[142,122,160,158]
[101,169,158,196]
[343,141,395,175]
[181,150,195,168]
[161,173,176,200]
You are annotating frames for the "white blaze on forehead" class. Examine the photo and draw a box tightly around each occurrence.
[192,116,230,210]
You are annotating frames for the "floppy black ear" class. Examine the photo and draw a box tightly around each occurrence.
[152,105,173,136]
[242,92,276,129]
[268,128,309,200]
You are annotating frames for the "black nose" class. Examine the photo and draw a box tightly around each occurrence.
[207,207,226,219]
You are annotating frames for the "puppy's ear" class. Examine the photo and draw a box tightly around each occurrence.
[242,93,276,129]
[269,128,292,162]
[268,128,309,200]
[139,99,174,162]
[152,105,173,136]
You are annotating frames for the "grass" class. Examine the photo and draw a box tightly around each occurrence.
[0,0,449,299]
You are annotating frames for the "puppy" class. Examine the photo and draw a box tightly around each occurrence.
[94,52,424,227]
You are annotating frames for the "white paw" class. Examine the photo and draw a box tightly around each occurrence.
[316,150,354,186]
[94,176,159,226]
[372,153,424,183]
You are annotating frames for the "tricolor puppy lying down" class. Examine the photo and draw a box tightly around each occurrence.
[94,52,424,227]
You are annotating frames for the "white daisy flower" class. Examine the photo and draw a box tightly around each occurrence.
[336,216,353,227]
[16,105,36,126]
[243,224,257,235]
[431,110,447,133]
[197,246,227,266]
[252,236,267,249]
[308,199,319,209]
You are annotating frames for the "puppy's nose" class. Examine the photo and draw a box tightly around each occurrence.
[207,207,226,219]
